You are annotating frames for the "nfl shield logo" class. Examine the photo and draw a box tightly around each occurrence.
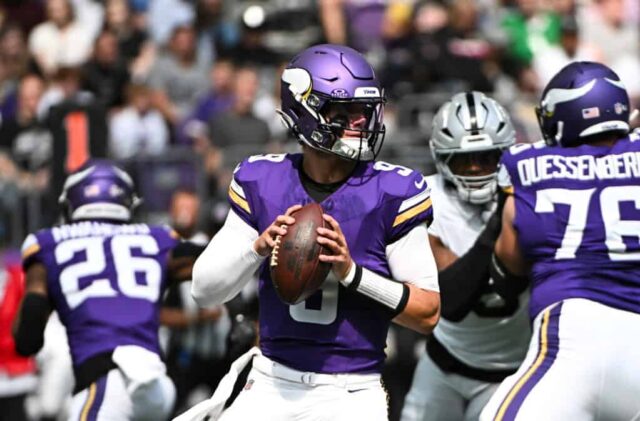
[614,102,627,115]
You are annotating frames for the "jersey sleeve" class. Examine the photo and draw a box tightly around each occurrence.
[497,158,514,195]
[227,159,258,230]
[151,225,181,254]
[21,233,44,270]
[423,175,445,238]
[386,172,434,243]
[498,142,542,196]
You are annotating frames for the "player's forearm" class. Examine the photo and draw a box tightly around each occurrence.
[438,239,493,322]
[191,213,264,307]
[495,195,526,276]
[14,292,51,356]
[394,285,440,335]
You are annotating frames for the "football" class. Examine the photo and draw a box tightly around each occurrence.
[269,203,332,305]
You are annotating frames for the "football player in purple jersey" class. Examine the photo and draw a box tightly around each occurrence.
[480,62,640,420]
[13,160,205,420]
[187,44,440,421]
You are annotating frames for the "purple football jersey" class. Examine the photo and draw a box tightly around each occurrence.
[21,222,179,367]
[228,153,433,374]
[498,133,640,318]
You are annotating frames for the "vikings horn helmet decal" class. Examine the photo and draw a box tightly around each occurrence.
[536,61,631,147]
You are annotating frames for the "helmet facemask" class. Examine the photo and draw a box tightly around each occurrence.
[433,148,504,204]
[314,98,385,161]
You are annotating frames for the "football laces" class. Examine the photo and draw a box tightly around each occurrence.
[269,224,287,267]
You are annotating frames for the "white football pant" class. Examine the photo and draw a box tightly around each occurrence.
[220,354,388,421]
[401,352,498,421]
[68,368,176,420]
[480,299,640,421]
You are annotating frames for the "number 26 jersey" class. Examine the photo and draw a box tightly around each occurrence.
[21,222,179,368]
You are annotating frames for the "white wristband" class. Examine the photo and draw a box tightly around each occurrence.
[342,265,410,315]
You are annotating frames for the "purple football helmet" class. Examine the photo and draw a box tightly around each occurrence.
[278,44,385,161]
[59,160,141,222]
[537,61,630,147]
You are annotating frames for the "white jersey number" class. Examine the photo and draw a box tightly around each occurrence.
[55,235,163,309]
[373,161,413,177]
[535,186,640,260]
[289,280,339,325]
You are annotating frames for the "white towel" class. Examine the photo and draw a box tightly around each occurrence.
[112,345,166,389]
[172,347,261,421]
[112,345,175,420]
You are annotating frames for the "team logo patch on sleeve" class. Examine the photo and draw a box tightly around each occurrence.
[393,189,432,227]
[228,179,251,214]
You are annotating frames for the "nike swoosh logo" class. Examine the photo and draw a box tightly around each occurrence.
[414,176,427,189]
[348,388,368,393]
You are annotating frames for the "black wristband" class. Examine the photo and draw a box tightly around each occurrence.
[347,264,363,291]
[391,284,411,317]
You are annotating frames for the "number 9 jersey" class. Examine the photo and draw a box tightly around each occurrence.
[21,222,179,368]
[497,133,640,319]
[228,153,435,374]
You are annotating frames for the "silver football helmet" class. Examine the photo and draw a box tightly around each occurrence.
[430,91,515,204]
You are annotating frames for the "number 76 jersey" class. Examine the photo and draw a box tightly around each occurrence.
[497,134,640,319]
[21,222,179,368]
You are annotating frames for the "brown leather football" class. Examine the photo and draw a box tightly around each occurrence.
[269,203,332,305]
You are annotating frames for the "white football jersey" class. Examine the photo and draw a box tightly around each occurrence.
[427,174,531,371]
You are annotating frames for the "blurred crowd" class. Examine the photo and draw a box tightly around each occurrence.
[0,0,639,419]
[0,0,638,246]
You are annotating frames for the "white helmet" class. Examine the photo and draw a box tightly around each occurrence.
[430,91,515,204]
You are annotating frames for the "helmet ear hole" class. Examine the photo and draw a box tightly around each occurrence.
[440,128,453,139]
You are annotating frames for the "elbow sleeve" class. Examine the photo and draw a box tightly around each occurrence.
[439,241,493,322]
[14,293,51,356]
[191,229,264,307]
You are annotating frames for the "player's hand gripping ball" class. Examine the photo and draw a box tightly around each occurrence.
[269,203,331,304]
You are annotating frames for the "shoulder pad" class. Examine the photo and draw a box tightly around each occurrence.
[233,154,291,183]
[372,162,433,241]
